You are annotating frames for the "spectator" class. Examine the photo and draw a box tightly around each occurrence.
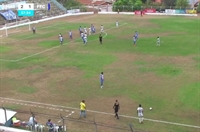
[29,115,37,126]
[79,100,86,118]
[12,116,21,127]
[46,119,54,132]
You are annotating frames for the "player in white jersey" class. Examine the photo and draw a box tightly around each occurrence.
[116,21,119,27]
[32,26,36,34]
[81,32,84,43]
[59,35,63,45]
[157,36,160,46]
[133,36,136,46]
[84,27,87,34]
[101,25,104,32]
[84,33,87,45]
[59,33,62,37]
[88,27,91,35]
[69,30,72,40]
[137,104,144,123]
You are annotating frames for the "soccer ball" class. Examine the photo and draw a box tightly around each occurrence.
[149,107,152,110]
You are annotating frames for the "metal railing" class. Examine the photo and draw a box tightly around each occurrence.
[1,107,153,132]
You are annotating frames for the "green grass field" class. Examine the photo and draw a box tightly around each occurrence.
[0,14,199,132]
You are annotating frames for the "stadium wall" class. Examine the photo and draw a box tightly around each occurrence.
[98,12,198,16]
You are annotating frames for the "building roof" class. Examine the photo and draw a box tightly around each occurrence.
[77,0,92,5]
[92,1,112,6]
[0,108,16,125]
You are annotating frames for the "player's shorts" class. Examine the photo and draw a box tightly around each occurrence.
[138,113,143,117]
[115,109,118,113]
[133,40,136,44]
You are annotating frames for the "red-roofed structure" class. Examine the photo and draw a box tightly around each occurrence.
[77,0,112,6]
[77,0,93,5]
[92,1,112,6]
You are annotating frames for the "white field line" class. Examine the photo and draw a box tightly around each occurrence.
[0,15,96,44]
[0,23,127,62]
[58,111,75,123]
[0,31,108,62]
[0,97,199,129]
[0,99,70,113]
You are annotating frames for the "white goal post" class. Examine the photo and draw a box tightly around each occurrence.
[3,19,31,37]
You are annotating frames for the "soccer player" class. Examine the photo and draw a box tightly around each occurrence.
[69,30,72,40]
[84,27,87,34]
[59,33,62,38]
[59,35,63,45]
[157,36,160,46]
[81,32,84,43]
[100,72,104,88]
[91,24,94,33]
[32,26,36,34]
[84,33,87,45]
[79,26,82,34]
[134,31,139,40]
[99,34,102,44]
[113,100,120,119]
[88,27,91,35]
[133,36,136,46]
[80,100,86,118]
[137,104,144,123]
[101,25,104,33]
[116,21,119,27]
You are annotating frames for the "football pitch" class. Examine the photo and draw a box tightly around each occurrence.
[0,14,199,132]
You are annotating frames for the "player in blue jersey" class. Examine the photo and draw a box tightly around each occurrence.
[100,72,104,88]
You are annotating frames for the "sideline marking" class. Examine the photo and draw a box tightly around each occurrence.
[0,97,199,129]
[0,23,127,62]
[0,99,70,112]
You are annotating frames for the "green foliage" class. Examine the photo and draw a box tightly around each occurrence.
[57,0,81,8]
[176,0,189,8]
[141,0,147,4]
[134,0,143,8]
[113,0,143,11]
[197,3,200,13]
[162,0,176,6]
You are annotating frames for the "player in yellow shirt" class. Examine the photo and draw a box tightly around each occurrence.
[80,100,86,118]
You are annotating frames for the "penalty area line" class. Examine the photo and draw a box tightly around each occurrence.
[0,23,127,62]
[0,97,199,129]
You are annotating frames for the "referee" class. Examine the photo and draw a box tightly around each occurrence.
[113,100,120,119]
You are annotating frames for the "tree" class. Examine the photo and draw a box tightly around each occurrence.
[197,3,200,13]
[57,0,81,8]
[141,0,147,4]
[145,0,152,5]
[113,0,143,11]
[134,0,143,9]
[176,0,189,8]
[162,0,176,6]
